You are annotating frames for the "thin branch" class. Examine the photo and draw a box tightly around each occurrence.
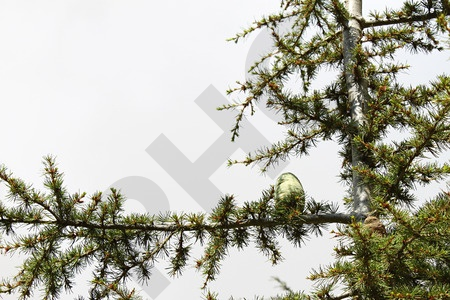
[362,11,450,28]
[0,213,353,233]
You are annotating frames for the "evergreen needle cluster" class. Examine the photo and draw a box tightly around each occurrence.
[1,0,450,299]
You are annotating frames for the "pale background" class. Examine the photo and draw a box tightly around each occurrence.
[0,1,448,299]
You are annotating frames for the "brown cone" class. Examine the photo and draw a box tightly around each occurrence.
[363,216,386,235]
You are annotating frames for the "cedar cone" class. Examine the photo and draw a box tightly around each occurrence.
[363,216,386,235]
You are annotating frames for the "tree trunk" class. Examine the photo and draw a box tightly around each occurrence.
[343,0,371,218]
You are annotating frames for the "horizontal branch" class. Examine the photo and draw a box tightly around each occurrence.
[0,213,354,233]
[362,11,449,28]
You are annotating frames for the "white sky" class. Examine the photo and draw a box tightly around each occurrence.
[0,1,449,299]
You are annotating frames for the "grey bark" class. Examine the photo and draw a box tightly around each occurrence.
[343,0,371,218]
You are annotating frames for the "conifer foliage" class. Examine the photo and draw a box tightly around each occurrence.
[1,1,450,299]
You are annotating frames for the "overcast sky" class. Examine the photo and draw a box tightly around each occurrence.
[0,1,449,299]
